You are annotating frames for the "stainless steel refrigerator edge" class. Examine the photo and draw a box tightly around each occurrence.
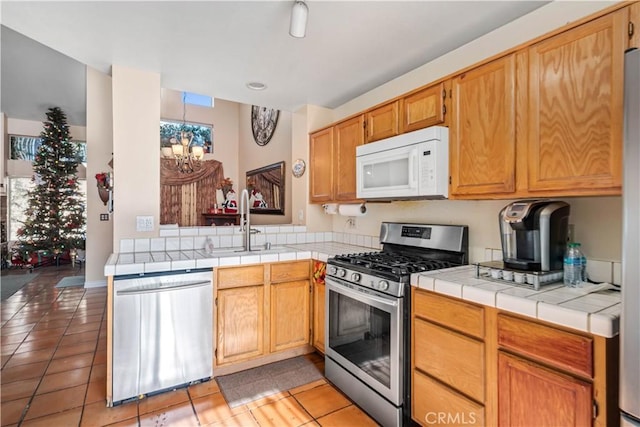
[621,47,640,427]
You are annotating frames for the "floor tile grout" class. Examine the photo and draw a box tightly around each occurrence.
[2,266,377,427]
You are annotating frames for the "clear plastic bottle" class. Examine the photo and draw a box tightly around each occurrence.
[563,242,584,287]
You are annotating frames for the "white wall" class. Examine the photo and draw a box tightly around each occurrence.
[1,113,5,195]
[238,104,292,225]
[291,105,333,231]
[317,1,624,262]
[111,66,160,244]
[331,197,622,264]
[333,1,617,121]
[85,67,113,285]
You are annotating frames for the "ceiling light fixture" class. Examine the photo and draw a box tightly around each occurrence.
[289,0,308,38]
[247,82,267,91]
[168,93,203,173]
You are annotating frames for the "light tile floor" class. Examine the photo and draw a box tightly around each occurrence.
[1,265,379,426]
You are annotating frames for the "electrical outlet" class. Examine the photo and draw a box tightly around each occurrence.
[136,216,154,232]
[99,214,109,221]
[347,217,356,229]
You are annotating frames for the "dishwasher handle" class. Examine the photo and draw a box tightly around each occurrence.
[116,280,211,296]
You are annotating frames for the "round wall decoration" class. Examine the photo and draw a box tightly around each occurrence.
[251,106,279,146]
[292,159,306,177]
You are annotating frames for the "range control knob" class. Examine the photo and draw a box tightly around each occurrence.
[337,269,346,278]
[351,273,361,282]
[328,266,337,275]
[378,280,389,291]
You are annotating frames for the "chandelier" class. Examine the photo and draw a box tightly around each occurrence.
[168,94,204,173]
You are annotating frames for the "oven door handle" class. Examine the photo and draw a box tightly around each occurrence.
[326,278,398,309]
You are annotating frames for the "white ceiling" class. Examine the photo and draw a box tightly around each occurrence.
[1,1,550,126]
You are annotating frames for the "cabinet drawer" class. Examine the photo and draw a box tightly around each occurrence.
[413,289,484,339]
[270,261,310,283]
[216,265,265,289]
[413,369,484,427]
[414,318,485,402]
[497,314,593,378]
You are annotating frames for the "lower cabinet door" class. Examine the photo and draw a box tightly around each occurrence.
[498,352,593,427]
[412,369,485,426]
[216,286,264,365]
[270,280,310,352]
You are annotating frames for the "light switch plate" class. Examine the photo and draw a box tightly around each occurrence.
[136,216,154,232]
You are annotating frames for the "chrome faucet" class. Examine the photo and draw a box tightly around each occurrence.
[239,189,251,251]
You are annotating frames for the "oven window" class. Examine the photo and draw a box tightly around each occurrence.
[328,289,391,387]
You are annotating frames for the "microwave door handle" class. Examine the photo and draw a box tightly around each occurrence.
[408,149,418,188]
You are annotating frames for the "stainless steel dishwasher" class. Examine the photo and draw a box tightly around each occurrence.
[112,269,213,404]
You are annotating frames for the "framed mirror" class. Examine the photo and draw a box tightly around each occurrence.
[246,161,285,215]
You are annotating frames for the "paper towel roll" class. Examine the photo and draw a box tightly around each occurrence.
[323,203,339,215]
[338,203,367,216]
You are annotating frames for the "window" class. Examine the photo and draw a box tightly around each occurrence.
[160,121,214,154]
[10,135,87,164]
[183,91,214,108]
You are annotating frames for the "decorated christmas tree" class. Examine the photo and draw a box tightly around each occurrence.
[16,107,86,261]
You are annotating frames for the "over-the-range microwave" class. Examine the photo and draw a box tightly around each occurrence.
[356,126,449,200]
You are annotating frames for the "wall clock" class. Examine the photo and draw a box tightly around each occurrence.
[251,106,279,146]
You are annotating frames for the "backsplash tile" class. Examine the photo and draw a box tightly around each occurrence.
[613,262,622,286]
[121,227,379,254]
[120,239,134,253]
[586,260,612,283]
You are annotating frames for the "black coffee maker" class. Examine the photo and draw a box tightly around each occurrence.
[499,200,570,272]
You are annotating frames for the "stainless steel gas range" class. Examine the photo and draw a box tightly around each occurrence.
[325,222,469,427]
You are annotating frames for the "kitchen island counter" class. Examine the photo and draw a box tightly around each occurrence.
[411,265,620,338]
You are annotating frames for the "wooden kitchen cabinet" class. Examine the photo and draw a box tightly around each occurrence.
[498,352,593,427]
[411,288,488,426]
[216,285,265,365]
[497,313,594,427]
[270,261,310,353]
[496,313,617,427]
[365,100,399,143]
[401,81,448,133]
[309,127,334,203]
[412,289,618,427]
[526,9,627,196]
[312,261,326,353]
[334,115,365,201]
[309,115,364,204]
[449,54,518,197]
[631,2,640,48]
[215,261,313,368]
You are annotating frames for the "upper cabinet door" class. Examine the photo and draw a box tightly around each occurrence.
[401,82,446,133]
[309,127,334,203]
[334,115,364,201]
[450,55,517,196]
[630,2,640,48]
[527,10,626,194]
[365,100,399,143]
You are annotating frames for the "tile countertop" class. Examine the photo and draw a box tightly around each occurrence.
[411,265,621,338]
[104,242,374,277]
